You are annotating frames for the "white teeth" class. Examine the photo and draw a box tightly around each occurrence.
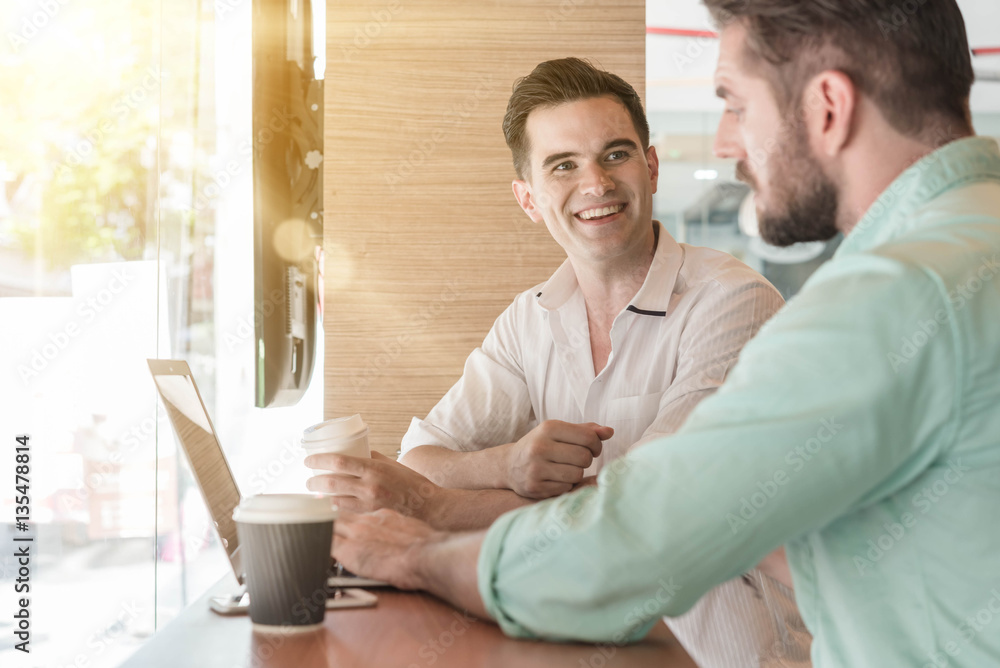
[579,204,624,220]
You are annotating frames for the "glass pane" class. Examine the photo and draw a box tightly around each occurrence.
[0,2,162,665]
[646,5,1000,299]
[153,0,325,634]
[0,1,323,664]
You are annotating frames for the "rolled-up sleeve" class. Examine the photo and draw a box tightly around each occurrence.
[476,255,957,642]
[401,296,536,456]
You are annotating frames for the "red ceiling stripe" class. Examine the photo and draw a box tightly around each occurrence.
[648,29,998,57]
[646,27,719,39]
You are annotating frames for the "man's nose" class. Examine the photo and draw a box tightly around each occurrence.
[580,163,614,197]
[713,113,745,160]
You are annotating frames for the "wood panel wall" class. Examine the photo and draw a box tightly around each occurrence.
[324,0,645,454]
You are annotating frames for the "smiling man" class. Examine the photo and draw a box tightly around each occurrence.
[310,59,809,666]
[332,2,1000,667]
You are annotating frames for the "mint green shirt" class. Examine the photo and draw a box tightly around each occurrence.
[477,137,1000,667]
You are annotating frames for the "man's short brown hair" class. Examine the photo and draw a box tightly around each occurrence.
[704,0,974,143]
[502,58,649,179]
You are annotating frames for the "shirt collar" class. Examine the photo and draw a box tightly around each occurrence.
[838,137,1000,257]
[535,220,682,317]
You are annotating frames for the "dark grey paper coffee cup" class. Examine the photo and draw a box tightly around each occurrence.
[233,494,339,632]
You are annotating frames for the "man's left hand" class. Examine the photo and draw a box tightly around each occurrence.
[333,509,444,590]
[306,451,442,522]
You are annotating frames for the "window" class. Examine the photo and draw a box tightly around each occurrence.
[0,2,322,664]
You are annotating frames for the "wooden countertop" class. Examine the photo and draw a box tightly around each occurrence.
[120,576,697,668]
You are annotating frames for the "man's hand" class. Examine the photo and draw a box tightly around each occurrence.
[500,420,613,499]
[306,451,442,522]
[334,509,491,618]
[333,509,444,591]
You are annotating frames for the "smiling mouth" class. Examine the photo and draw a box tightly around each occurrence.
[576,203,627,221]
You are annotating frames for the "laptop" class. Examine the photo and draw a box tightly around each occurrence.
[147,359,386,612]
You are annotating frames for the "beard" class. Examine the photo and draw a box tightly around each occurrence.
[737,124,840,247]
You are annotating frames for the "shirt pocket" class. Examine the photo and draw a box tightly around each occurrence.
[602,392,663,460]
[605,392,662,424]
[589,392,663,475]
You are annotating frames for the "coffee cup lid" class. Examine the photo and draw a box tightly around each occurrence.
[301,425,369,449]
[233,494,339,524]
[303,415,367,443]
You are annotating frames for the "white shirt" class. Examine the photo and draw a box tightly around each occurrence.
[402,221,811,667]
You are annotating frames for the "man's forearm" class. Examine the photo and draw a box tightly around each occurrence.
[428,487,534,531]
[413,529,491,620]
[401,444,510,490]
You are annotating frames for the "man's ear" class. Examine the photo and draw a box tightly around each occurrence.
[512,179,544,223]
[802,70,856,158]
[646,145,660,195]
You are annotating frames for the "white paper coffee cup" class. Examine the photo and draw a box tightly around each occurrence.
[233,494,339,633]
[302,415,370,464]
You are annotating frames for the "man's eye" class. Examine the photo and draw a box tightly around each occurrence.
[726,108,744,118]
[607,150,628,161]
[554,162,574,171]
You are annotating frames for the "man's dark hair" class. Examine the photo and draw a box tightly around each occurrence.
[703,0,974,143]
[502,58,649,179]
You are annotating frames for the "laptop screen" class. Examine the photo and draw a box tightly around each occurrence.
[148,359,244,583]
